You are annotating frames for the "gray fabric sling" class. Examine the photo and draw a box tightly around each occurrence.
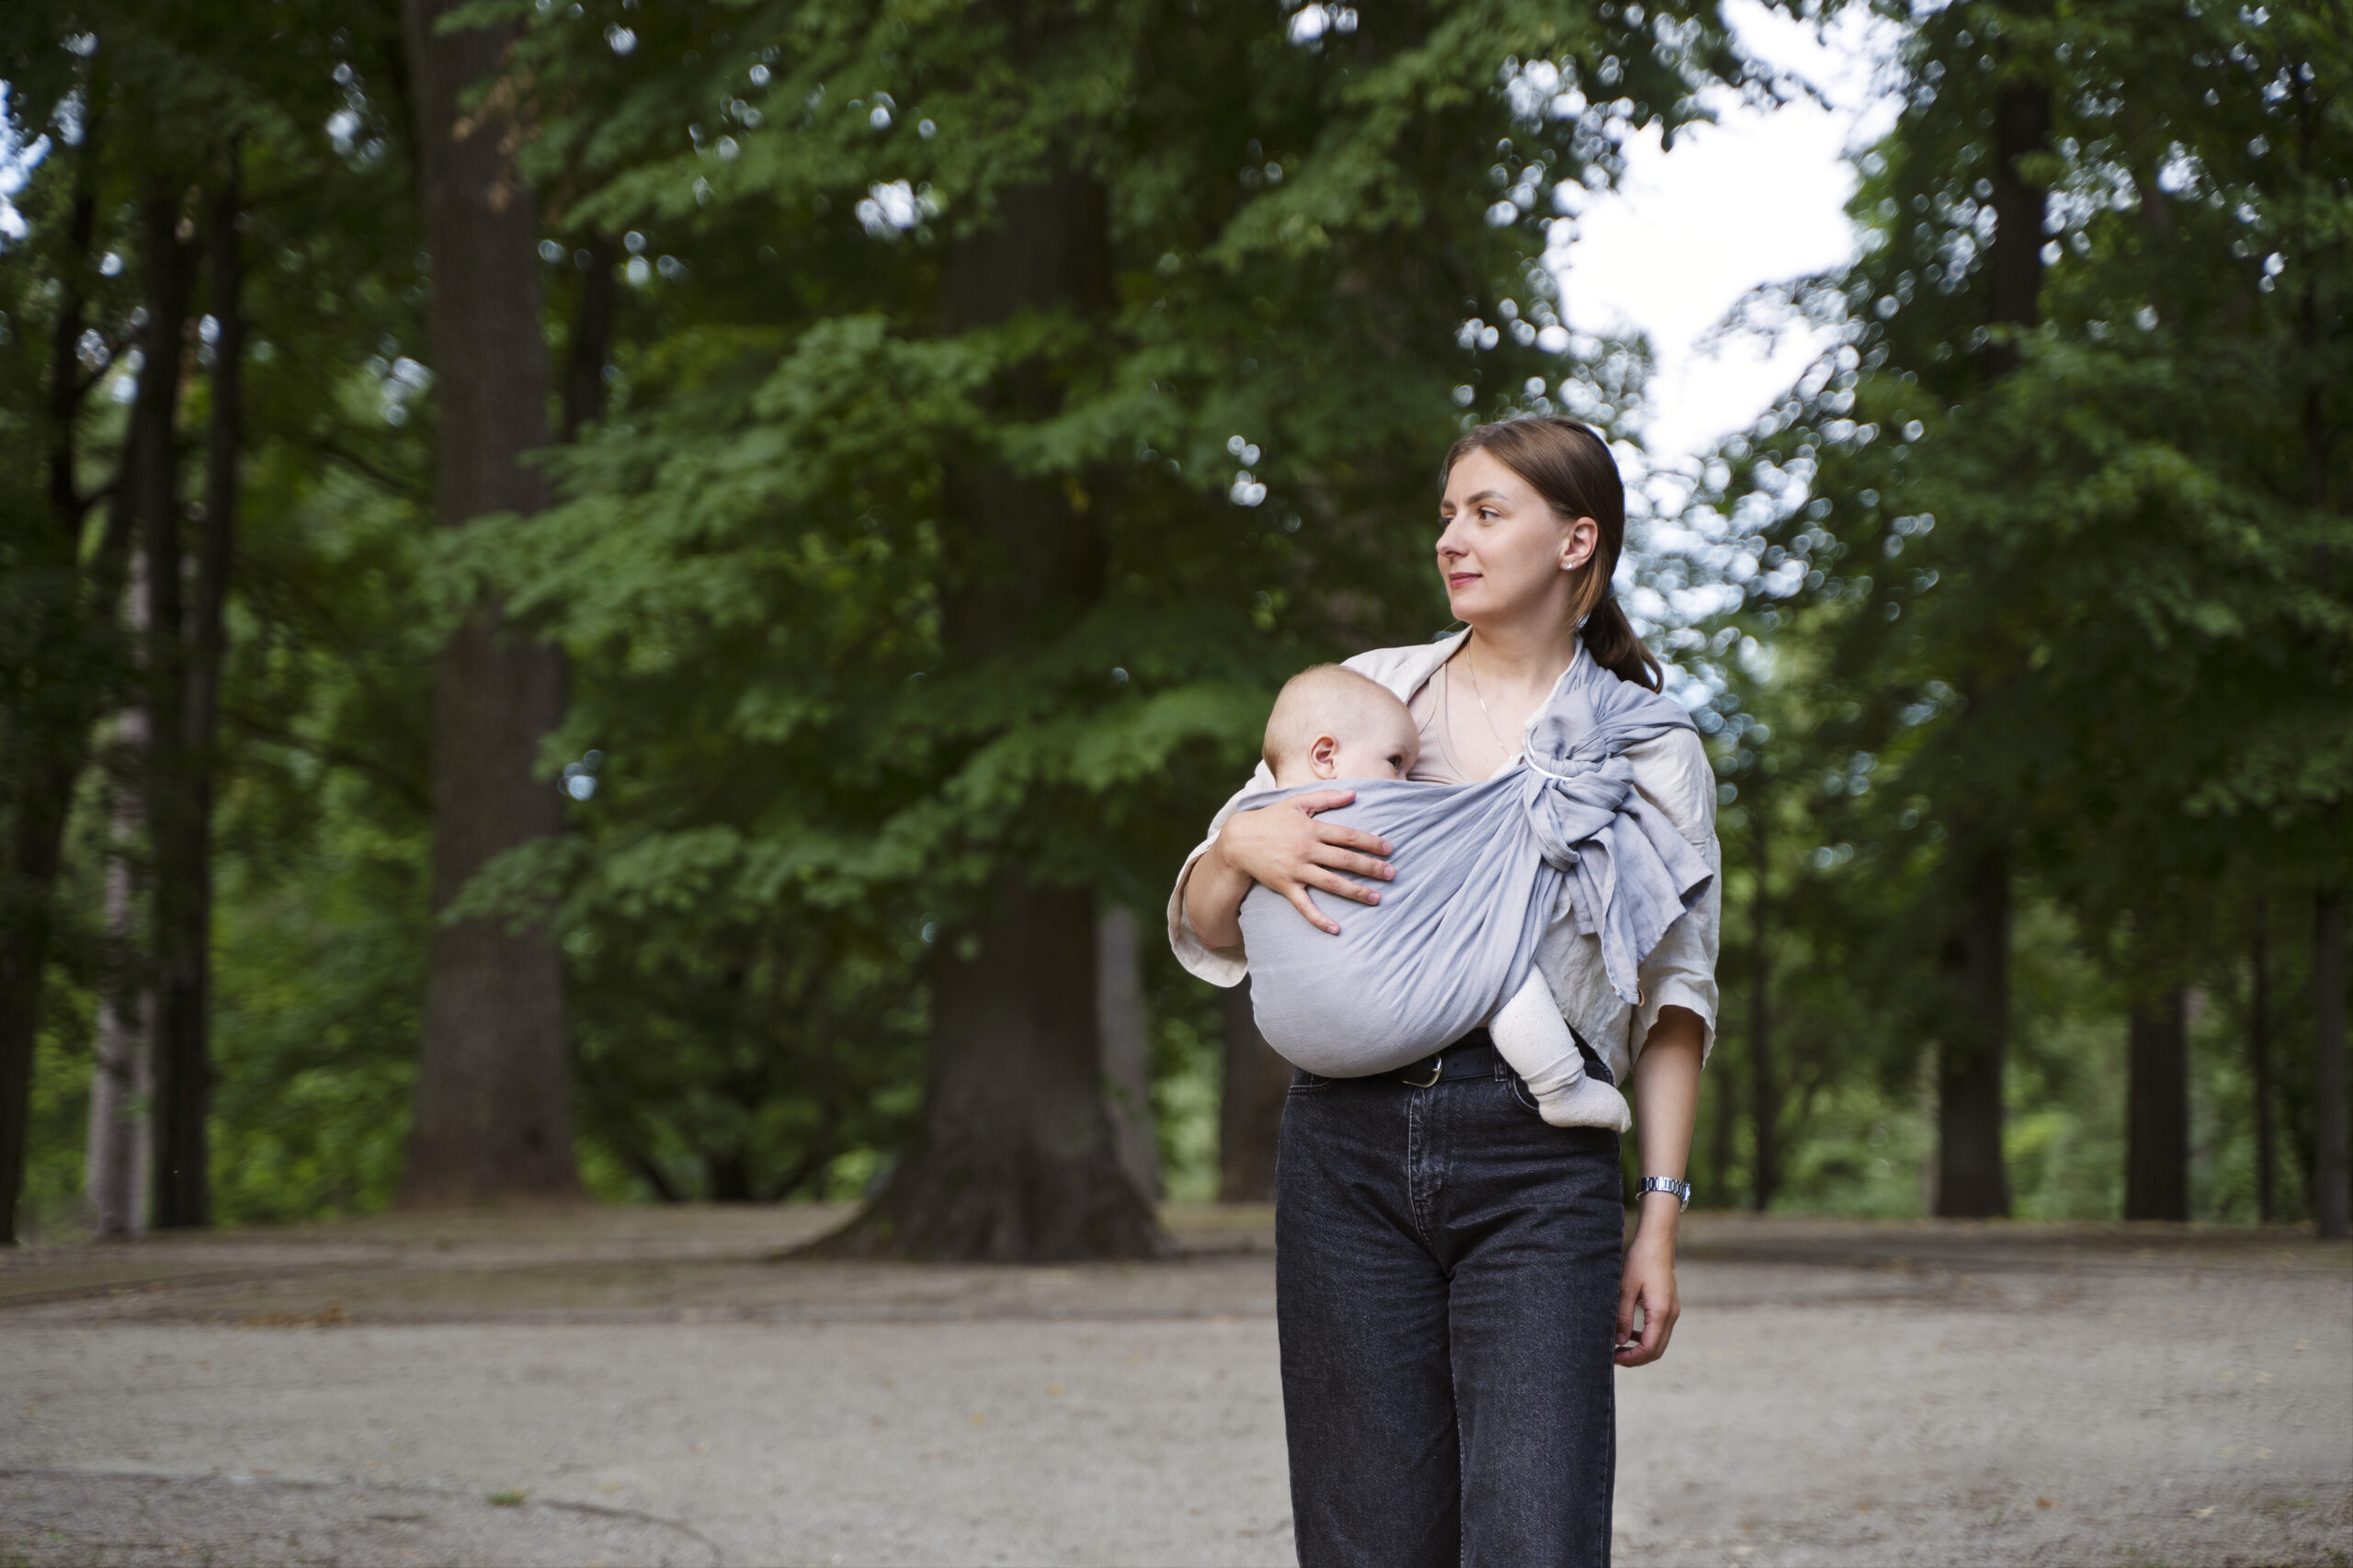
[1237,646,1713,1077]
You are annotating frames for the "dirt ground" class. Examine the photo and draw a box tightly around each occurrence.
[2,1206,2347,1568]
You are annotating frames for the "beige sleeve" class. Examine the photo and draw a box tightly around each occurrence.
[1630,727,1722,1065]
[1164,759,1279,988]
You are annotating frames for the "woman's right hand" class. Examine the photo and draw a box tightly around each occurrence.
[1185,792,1395,943]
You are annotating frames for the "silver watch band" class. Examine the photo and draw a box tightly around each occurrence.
[1638,1176,1692,1209]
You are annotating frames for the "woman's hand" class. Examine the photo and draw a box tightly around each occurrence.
[1616,1006,1700,1367]
[1614,1210,1681,1366]
[1184,792,1395,944]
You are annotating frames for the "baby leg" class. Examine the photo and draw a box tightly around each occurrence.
[1491,973,1632,1131]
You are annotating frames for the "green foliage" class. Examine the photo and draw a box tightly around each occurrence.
[19,977,95,1241]
[1680,0,2350,1215]
[5,0,2340,1232]
[426,0,1760,1203]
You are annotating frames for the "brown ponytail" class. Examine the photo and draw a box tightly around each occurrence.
[1441,416,1664,692]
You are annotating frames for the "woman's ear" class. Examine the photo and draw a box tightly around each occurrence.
[1560,516,1600,573]
[1310,734,1342,779]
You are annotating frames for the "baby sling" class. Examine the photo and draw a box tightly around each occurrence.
[1236,645,1713,1077]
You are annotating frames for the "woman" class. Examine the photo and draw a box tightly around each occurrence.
[1168,417,1716,1566]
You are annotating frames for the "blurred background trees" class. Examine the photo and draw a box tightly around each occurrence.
[1693,0,2350,1231]
[2,0,2344,1250]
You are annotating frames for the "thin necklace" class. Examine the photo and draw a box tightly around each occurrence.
[1461,642,1513,760]
[1432,660,1465,781]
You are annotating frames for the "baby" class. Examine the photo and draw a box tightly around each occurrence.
[1253,665,1633,1131]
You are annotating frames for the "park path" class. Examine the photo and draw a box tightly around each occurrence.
[3,1207,2347,1566]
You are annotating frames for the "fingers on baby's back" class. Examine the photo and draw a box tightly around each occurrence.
[1311,869,1380,905]
[1312,847,1389,883]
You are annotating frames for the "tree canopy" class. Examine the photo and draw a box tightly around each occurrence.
[1,0,2344,1244]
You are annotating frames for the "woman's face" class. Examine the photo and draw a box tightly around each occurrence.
[1436,449,1597,629]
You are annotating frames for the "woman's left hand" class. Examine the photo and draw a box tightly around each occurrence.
[1614,1221,1681,1367]
[1617,1008,1699,1367]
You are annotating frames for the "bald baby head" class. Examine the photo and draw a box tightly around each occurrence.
[1263,665,1421,787]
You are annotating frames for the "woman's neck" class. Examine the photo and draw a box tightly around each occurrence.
[1463,615,1579,692]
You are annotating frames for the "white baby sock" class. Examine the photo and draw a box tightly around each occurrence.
[1490,972,1632,1131]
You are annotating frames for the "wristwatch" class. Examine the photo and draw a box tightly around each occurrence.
[1638,1176,1692,1210]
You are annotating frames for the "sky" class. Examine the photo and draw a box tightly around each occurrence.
[0,86,29,243]
[1560,0,1900,461]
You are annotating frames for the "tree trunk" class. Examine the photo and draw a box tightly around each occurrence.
[87,828,153,1236]
[1937,842,2011,1217]
[2250,900,2275,1222]
[562,233,619,443]
[707,1151,753,1203]
[1705,1042,1737,1209]
[829,172,1154,1259]
[1220,979,1291,1204]
[2315,891,2348,1240]
[88,557,153,1241]
[2303,184,2347,1236]
[0,756,78,1247]
[1,145,110,1247]
[1927,69,2044,1220]
[2124,988,2189,1221]
[1984,81,2050,377]
[1095,907,1162,1202]
[137,169,244,1237]
[850,873,1156,1257]
[396,0,580,1207]
[1748,788,1776,1211]
[128,191,209,1231]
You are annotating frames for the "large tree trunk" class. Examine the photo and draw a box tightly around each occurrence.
[0,145,110,1247]
[1929,74,2045,1221]
[0,756,80,1246]
[139,171,244,1236]
[854,873,1154,1257]
[87,837,153,1236]
[2124,989,2189,1221]
[396,0,580,1207]
[1984,81,2050,377]
[1704,1046,1737,1210]
[88,559,153,1241]
[129,191,209,1231]
[1095,907,1162,1202]
[1937,842,2011,1217]
[561,233,619,443]
[1219,979,1290,1204]
[835,173,1155,1259]
[2250,901,2275,1222]
[1748,787,1777,1211]
[160,172,240,1222]
[2315,891,2348,1240]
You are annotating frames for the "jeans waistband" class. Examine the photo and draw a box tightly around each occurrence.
[1384,1029,1499,1086]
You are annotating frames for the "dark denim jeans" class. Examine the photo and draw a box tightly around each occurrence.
[1276,1049,1623,1568]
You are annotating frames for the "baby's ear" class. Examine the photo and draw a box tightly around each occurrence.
[1310,734,1341,779]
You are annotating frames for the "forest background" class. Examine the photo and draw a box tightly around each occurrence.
[1,0,2346,1254]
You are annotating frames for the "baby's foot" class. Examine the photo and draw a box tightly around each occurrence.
[1534,1074,1632,1132]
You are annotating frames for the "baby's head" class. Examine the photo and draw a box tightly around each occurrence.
[1263,665,1421,788]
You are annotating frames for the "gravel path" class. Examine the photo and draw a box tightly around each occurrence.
[3,1208,2346,1566]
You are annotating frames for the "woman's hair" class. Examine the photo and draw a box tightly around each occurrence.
[1442,416,1664,691]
